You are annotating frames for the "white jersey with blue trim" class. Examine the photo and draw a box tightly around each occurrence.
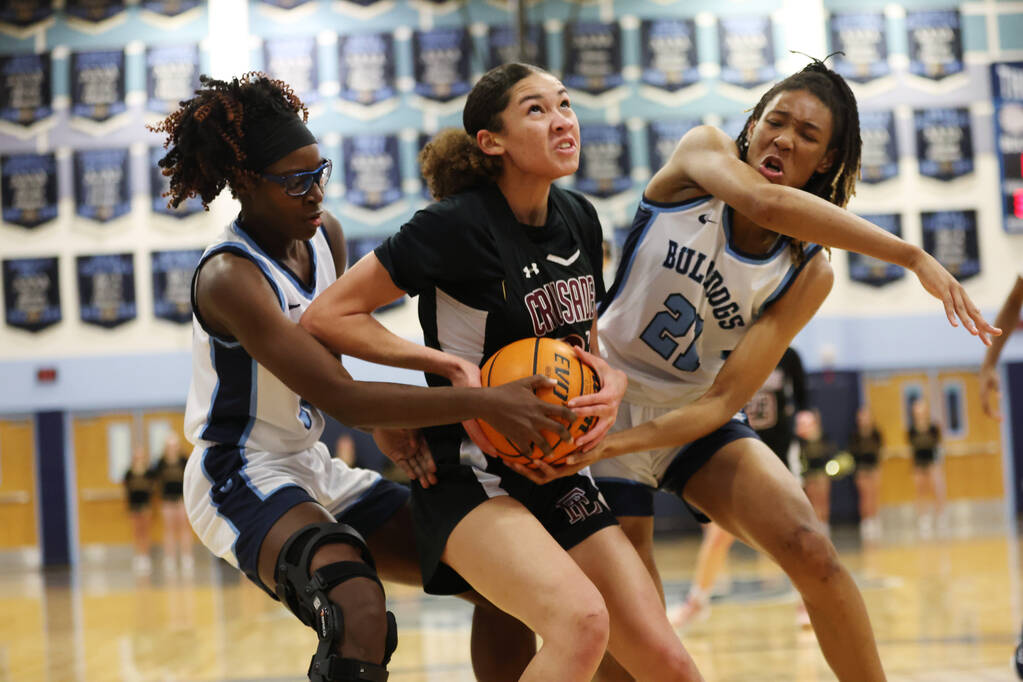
[184,221,338,454]
[599,195,820,408]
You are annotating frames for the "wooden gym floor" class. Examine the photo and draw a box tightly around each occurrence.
[2,512,1020,681]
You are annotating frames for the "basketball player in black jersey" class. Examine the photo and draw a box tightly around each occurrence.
[303,63,701,681]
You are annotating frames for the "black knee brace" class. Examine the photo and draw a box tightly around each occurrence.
[274,522,398,682]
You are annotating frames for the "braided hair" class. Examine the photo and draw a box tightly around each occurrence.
[147,72,308,210]
[734,56,862,263]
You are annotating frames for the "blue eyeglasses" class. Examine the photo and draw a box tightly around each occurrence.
[261,159,332,197]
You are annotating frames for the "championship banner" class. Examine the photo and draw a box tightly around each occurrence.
[859,110,898,184]
[641,18,699,92]
[149,146,201,217]
[259,0,315,8]
[718,15,776,88]
[2,256,60,332]
[74,148,131,222]
[906,9,963,80]
[563,21,623,95]
[346,237,403,312]
[576,123,631,199]
[151,249,201,323]
[1,53,52,126]
[646,119,699,173]
[71,49,126,122]
[141,0,201,16]
[338,33,395,106]
[0,0,54,27]
[342,134,401,210]
[263,35,319,105]
[847,214,904,286]
[488,24,546,71]
[991,61,1023,233]
[76,253,136,328]
[921,210,980,281]
[412,27,471,103]
[914,107,973,181]
[146,44,199,115]
[1,152,58,229]
[65,0,126,22]
[828,12,889,85]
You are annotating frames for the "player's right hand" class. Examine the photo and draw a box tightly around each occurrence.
[979,364,1002,420]
[478,376,576,458]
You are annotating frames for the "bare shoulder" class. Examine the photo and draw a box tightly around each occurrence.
[792,249,835,302]
[646,125,739,203]
[195,251,280,335]
[320,209,348,276]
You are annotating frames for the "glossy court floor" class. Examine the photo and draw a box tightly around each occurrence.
[3,509,1021,682]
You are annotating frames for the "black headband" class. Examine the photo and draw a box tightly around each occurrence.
[243,115,317,171]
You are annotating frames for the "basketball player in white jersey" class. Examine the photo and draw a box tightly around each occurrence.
[150,72,576,682]
[516,58,999,682]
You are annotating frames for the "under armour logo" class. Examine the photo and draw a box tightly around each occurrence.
[522,262,539,278]
[698,213,716,225]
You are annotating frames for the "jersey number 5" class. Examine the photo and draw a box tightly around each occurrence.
[640,293,703,372]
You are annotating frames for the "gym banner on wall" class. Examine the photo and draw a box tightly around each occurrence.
[641,18,700,92]
[921,209,980,281]
[576,123,631,199]
[906,9,963,80]
[828,12,890,85]
[343,134,401,210]
[991,61,1023,233]
[76,253,136,328]
[259,0,315,9]
[141,0,201,16]
[0,0,54,27]
[146,44,200,115]
[149,146,202,218]
[263,35,319,105]
[412,27,471,103]
[718,15,775,88]
[563,21,624,95]
[71,49,126,122]
[74,148,131,223]
[647,119,700,174]
[0,52,52,126]
[338,33,395,106]
[2,256,60,333]
[859,110,898,184]
[65,0,126,23]
[914,107,974,181]
[847,214,905,287]
[488,24,546,71]
[151,249,201,324]
[1,152,58,229]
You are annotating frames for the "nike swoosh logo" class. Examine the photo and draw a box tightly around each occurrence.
[288,303,301,310]
[546,250,580,266]
[698,213,716,224]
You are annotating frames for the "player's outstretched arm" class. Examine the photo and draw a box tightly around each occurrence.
[980,275,1023,419]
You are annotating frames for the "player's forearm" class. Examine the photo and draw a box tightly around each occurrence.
[317,377,488,429]
[982,291,1023,369]
[599,394,737,459]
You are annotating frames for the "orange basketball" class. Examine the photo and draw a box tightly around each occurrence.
[476,337,601,467]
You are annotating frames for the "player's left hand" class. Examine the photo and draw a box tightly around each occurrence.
[565,345,626,451]
[507,440,609,484]
[910,250,1001,345]
[373,428,438,488]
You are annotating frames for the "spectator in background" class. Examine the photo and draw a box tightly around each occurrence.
[908,397,944,539]
[124,446,155,575]
[798,409,835,528]
[154,432,193,576]
[849,405,884,542]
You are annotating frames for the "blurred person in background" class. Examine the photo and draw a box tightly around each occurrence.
[908,397,944,539]
[849,405,884,542]
[124,445,156,575]
[154,432,193,575]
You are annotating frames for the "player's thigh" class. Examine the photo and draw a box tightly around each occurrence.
[256,501,338,589]
[362,502,422,587]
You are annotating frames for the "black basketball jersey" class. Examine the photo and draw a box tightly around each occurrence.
[376,182,605,463]
[744,347,807,457]
[848,428,882,460]
[908,424,941,460]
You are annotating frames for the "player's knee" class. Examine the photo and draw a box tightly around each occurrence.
[780,523,841,585]
[550,593,610,662]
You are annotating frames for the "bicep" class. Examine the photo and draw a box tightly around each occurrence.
[305,253,406,322]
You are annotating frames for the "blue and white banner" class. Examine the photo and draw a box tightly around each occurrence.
[576,123,631,199]
[77,253,135,328]
[646,119,699,173]
[921,210,980,281]
[259,0,315,8]
[828,12,889,84]
[718,15,775,88]
[488,24,546,71]
[343,134,401,209]
[1,152,57,229]
[141,0,201,15]
[412,27,471,103]
[74,148,131,222]
[914,107,973,181]
[848,214,904,286]
[3,256,60,332]
[149,146,201,217]
[346,237,404,311]
[563,21,623,95]
[859,110,898,184]
[991,62,1023,233]
[0,1,54,27]
[146,44,199,115]
[641,18,699,92]
[151,249,201,324]
[263,35,319,105]
[906,9,963,80]
[71,49,126,122]
[65,0,126,22]
[338,33,395,106]
[1,53,52,126]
